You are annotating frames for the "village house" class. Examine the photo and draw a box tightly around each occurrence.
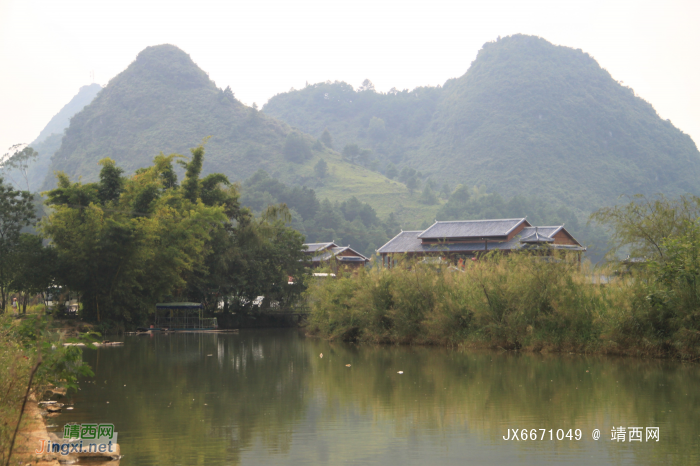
[377,218,585,266]
[303,242,370,269]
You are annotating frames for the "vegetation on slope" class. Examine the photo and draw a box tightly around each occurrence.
[264,35,700,216]
[39,44,436,230]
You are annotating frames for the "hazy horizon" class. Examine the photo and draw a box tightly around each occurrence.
[2,0,699,158]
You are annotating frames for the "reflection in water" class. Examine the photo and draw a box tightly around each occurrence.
[56,330,700,465]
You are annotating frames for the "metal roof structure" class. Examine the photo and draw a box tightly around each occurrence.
[418,218,529,239]
[156,302,203,309]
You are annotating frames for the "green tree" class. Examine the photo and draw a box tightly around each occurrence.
[440,183,452,199]
[419,185,439,205]
[342,143,360,162]
[398,167,417,183]
[97,158,125,204]
[385,163,398,180]
[0,179,35,312]
[181,145,205,202]
[1,145,38,191]
[358,79,375,92]
[10,234,57,314]
[314,159,328,178]
[368,117,386,140]
[320,128,333,148]
[590,194,700,260]
[41,147,227,324]
[283,132,312,162]
[406,175,419,195]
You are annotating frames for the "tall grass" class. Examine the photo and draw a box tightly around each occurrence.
[305,253,696,358]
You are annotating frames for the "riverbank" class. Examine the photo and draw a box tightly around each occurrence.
[10,395,61,466]
[304,255,700,360]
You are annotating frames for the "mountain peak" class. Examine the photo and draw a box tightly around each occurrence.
[121,44,212,91]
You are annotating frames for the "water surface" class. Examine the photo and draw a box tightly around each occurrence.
[57,330,700,465]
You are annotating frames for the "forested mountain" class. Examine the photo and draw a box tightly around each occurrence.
[2,84,101,192]
[263,34,700,214]
[34,37,698,260]
[39,45,429,227]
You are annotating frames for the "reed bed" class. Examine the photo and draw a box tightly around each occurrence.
[305,253,698,359]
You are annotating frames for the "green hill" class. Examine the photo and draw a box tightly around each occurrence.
[263,34,700,215]
[41,45,431,226]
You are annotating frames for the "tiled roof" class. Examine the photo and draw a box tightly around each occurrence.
[310,245,369,262]
[378,230,523,254]
[418,218,529,239]
[377,231,423,254]
[519,227,556,243]
[378,226,586,254]
[304,242,337,253]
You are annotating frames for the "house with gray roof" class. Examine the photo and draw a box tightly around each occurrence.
[377,218,584,265]
[303,242,370,269]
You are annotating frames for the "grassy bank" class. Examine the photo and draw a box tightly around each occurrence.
[0,315,94,464]
[305,253,700,359]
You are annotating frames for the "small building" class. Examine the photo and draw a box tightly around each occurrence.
[377,218,585,266]
[303,242,370,269]
[151,302,218,331]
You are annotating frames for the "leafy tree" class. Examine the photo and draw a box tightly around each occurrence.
[283,132,312,162]
[10,234,57,314]
[398,167,417,183]
[385,163,398,180]
[97,158,124,204]
[181,144,205,202]
[419,185,439,205]
[368,117,386,140]
[358,149,372,166]
[406,176,419,195]
[358,79,375,92]
[342,143,360,161]
[41,147,227,324]
[440,183,451,199]
[1,145,38,191]
[314,159,328,178]
[320,128,333,148]
[384,212,400,237]
[589,194,700,260]
[0,179,35,312]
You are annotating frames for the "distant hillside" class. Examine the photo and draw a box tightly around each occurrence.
[2,84,101,192]
[35,83,102,144]
[263,35,700,215]
[41,44,433,226]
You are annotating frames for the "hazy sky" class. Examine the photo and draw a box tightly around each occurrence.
[1,0,699,158]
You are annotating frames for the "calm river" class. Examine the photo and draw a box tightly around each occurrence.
[55,329,699,465]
